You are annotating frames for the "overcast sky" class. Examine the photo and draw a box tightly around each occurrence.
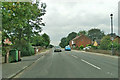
[40,0,119,46]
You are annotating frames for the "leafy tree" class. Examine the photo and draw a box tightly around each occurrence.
[59,32,77,48]
[78,30,87,36]
[100,35,111,50]
[2,2,47,56]
[107,33,117,39]
[88,28,105,41]
[30,35,44,46]
[59,37,68,48]
[113,38,120,50]
[67,32,77,42]
[2,2,46,43]
[48,44,54,48]
[42,33,50,48]
[30,33,50,47]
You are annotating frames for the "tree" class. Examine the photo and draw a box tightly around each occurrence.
[113,38,120,50]
[67,32,77,42]
[100,35,111,50]
[78,30,87,36]
[30,35,44,46]
[107,33,117,39]
[59,37,68,48]
[59,32,77,48]
[88,28,105,41]
[2,2,46,43]
[42,33,50,48]
[2,2,47,56]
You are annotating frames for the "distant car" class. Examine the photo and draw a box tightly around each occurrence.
[54,46,62,52]
[65,46,71,51]
[83,46,91,50]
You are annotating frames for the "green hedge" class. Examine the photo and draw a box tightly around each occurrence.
[13,40,35,57]
[79,45,84,50]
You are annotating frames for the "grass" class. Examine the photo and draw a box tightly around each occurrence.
[86,49,120,56]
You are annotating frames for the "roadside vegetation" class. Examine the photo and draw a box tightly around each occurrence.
[2,2,51,57]
[59,28,120,56]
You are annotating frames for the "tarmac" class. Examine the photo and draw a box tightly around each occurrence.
[2,49,50,79]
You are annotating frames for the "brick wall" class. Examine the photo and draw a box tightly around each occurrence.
[69,35,92,48]
[75,35,92,47]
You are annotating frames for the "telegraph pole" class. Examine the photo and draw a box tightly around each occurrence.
[110,14,114,55]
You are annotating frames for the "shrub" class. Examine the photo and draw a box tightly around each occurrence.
[75,46,79,50]
[91,45,97,49]
[79,45,84,50]
[20,43,34,56]
[87,44,92,47]
[100,36,111,50]
[13,39,34,57]
[73,46,76,49]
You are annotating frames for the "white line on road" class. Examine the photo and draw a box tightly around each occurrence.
[71,55,78,58]
[81,59,101,70]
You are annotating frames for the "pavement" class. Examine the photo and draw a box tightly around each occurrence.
[2,49,51,79]
[7,49,118,78]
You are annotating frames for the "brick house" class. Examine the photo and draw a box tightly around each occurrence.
[69,35,92,48]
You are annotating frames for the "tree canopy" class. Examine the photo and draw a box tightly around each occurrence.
[2,2,50,56]
[78,30,87,36]
[59,32,77,48]
[88,28,105,41]
[2,2,46,43]
[59,37,68,48]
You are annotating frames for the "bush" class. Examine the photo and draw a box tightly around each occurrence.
[20,43,34,56]
[87,44,92,47]
[73,46,76,49]
[79,45,84,50]
[13,39,34,57]
[91,45,97,49]
[75,46,79,50]
[100,36,111,50]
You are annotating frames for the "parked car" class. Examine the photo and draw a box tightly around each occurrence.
[54,46,62,52]
[83,46,91,50]
[65,46,71,51]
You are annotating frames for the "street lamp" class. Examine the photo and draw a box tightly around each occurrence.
[110,14,114,55]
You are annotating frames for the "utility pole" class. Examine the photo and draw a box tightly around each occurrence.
[110,14,114,55]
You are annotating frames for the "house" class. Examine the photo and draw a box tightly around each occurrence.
[69,35,92,48]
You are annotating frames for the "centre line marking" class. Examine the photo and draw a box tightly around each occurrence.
[71,55,78,58]
[81,59,101,70]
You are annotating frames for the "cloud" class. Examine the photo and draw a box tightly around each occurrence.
[41,0,119,45]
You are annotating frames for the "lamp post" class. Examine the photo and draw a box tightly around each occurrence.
[110,14,114,55]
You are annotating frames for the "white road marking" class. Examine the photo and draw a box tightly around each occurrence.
[71,55,78,58]
[81,59,101,70]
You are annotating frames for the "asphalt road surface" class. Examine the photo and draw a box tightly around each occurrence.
[15,49,118,78]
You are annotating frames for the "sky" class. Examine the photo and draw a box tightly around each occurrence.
[40,0,119,46]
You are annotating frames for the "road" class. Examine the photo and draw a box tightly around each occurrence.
[14,49,118,78]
